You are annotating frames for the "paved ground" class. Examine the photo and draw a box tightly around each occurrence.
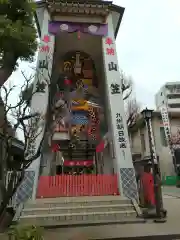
[162,185,180,198]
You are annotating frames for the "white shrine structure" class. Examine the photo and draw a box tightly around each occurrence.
[16,0,140,227]
[27,0,138,200]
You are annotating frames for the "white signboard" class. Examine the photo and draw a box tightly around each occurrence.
[160,105,174,156]
[102,14,138,199]
[27,9,55,199]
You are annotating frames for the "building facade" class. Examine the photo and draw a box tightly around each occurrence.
[155,82,180,111]
[130,111,180,177]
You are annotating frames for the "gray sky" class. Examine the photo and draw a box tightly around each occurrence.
[115,0,180,108]
[8,0,180,111]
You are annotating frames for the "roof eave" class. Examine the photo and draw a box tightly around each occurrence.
[110,4,125,38]
[34,12,41,38]
[36,1,125,38]
[34,1,47,38]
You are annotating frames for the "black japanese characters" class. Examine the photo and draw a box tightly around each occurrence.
[116,113,127,148]
[111,83,121,94]
[108,62,117,71]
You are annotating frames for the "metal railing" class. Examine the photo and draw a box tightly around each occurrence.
[37,174,119,198]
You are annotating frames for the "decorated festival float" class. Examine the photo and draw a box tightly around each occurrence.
[15,0,141,228]
[51,50,103,176]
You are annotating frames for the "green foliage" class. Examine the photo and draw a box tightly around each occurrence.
[8,225,44,240]
[0,0,9,3]
[0,0,37,68]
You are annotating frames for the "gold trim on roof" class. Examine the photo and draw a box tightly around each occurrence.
[46,1,110,16]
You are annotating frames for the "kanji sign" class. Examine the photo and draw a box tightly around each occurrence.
[111,83,121,94]
[40,45,50,52]
[42,35,51,43]
[105,37,113,46]
[160,105,174,156]
[38,59,48,69]
[108,62,117,71]
[64,160,93,167]
[36,82,46,93]
[117,124,124,130]
[106,48,115,56]
[116,113,126,148]
[118,131,124,137]
[116,118,122,124]
[101,16,138,199]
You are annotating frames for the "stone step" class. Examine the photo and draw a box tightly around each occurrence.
[20,196,142,227]
[20,210,137,227]
[25,196,130,209]
[21,203,134,216]
[27,196,129,204]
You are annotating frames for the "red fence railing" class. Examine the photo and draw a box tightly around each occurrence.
[37,174,119,198]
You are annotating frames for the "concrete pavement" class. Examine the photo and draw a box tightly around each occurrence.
[162,185,180,198]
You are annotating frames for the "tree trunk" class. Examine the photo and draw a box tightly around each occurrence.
[0,180,6,206]
[0,171,22,230]
[0,52,18,87]
[0,170,23,222]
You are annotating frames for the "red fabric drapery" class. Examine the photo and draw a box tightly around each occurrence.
[141,172,155,205]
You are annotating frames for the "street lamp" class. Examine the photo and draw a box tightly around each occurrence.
[141,108,153,120]
[141,108,166,222]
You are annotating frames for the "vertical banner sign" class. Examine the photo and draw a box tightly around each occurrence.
[148,119,158,164]
[160,105,174,156]
[160,105,179,171]
[102,14,138,200]
[25,9,55,200]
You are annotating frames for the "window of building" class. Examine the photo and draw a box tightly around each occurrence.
[168,85,180,92]
[168,104,180,108]
[168,94,180,99]
[160,127,168,147]
[140,133,146,152]
[160,92,163,96]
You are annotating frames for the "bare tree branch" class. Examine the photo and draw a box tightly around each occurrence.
[0,68,49,220]
[120,70,133,101]
[0,47,62,227]
[169,129,180,147]
[126,97,141,127]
